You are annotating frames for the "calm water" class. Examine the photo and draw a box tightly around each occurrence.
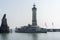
[0,32,60,40]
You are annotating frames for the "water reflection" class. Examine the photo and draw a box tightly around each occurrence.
[31,33,38,40]
[0,33,56,40]
[1,33,9,40]
[31,33,47,40]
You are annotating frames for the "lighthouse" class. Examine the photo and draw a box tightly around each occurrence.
[32,4,37,26]
[15,4,47,33]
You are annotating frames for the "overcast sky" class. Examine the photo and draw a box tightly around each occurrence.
[0,0,60,29]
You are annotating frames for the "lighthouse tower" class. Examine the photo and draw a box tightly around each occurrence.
[32,4,37,26]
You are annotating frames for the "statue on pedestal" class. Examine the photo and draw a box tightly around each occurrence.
[0,14,9,33]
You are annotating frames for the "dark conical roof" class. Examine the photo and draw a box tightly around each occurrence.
[32,4,36,9]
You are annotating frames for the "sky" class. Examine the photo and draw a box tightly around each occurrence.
[0,0,60,29]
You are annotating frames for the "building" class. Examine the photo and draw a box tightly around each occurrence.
[15,4,47,33]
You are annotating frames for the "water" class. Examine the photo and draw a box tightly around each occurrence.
[0,32,60,40]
